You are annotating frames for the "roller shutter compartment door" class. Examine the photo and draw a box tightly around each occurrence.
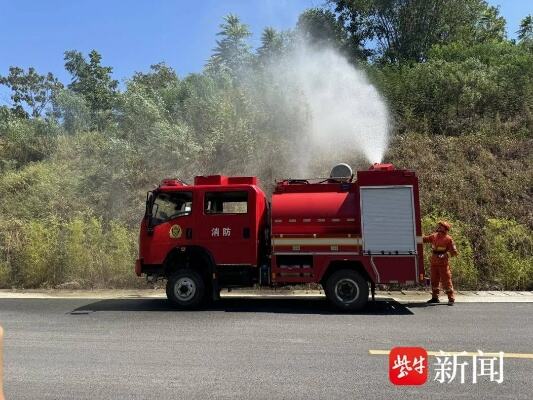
[360,186,416,254]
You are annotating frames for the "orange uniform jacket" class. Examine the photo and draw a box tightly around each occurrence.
[423,233,458,266]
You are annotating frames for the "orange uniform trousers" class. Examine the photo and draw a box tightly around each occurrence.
[430,257,454,301]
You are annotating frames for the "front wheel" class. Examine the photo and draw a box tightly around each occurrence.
[325,270,369,311]
[166,269,206,309]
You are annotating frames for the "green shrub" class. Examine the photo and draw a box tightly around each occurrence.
[63,216,97,286]
[422,213,478,289]
[0,115,59,169]
[0,218,23,288]
[483,218,533,290]
[103,221,139,288]
[0,261,10,288]
[373,41,533,136]
[63,215,139,288]
[0,214,140,289]
[16,217,63,288]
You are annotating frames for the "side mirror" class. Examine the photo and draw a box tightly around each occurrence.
[146,191,155,234]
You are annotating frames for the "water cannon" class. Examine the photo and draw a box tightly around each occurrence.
[330,163,353,182]
[369,163,395,171]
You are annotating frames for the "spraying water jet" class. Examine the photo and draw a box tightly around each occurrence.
[261,40,390,172]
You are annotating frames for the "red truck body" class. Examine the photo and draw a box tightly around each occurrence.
[136,163,424,310]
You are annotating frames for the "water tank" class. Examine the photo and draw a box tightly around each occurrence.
[271,189,358,235]
[330,163,353,182]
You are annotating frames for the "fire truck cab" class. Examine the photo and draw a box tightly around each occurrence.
[136,163,424,311]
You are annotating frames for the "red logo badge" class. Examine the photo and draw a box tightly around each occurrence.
[389,347,428,385]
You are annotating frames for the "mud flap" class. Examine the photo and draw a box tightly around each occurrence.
[212,272,221,301]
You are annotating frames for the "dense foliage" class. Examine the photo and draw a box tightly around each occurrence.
[0,2,531,289]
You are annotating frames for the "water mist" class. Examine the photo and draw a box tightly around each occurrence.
[263,41,390,175]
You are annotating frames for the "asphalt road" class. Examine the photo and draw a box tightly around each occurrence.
[1,297,532,399]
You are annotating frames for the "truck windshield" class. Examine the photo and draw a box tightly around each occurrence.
[152,191,192,224]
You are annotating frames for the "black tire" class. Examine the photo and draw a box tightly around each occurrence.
[325,269,369,311]
[166,269,206,309]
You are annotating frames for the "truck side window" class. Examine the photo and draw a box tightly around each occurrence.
[205,191,248,214]
[153,191,192,224]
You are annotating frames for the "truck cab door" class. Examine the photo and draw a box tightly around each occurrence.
[197,188,256,265]
[143,190,194,264]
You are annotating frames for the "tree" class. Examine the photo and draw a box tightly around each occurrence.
[257,28,287,64]
[52,89,92,134]
[130,62,178,90]
[472,4,506,43]
[127,63,189,124]
[517,15,533,45]
[0,67,63,118]
[297,9,346,47]
[207,14,252,76]
[297,8,369,60]
[64,50,118,130]
[330,0,506,63]
[373,40,532,135]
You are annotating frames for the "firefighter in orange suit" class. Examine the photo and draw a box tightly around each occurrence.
[423,221,458,305]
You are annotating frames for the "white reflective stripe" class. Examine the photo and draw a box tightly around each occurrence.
[274,219,282,223]
[416,236,423,244]
[272,237,362,246]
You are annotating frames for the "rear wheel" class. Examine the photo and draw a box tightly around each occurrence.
[325,270,369,311]
[166,269,206,309]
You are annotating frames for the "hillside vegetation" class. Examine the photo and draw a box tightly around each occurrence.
[0,1,531,289]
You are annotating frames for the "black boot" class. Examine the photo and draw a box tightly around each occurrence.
[426,297,440,304]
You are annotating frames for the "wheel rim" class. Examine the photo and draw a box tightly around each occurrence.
[334,278,360,304]
[174,277,196,301]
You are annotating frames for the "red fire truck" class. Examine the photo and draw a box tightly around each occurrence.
[136,163,424,311]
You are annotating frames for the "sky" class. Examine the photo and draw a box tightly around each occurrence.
[0,0,531,102]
